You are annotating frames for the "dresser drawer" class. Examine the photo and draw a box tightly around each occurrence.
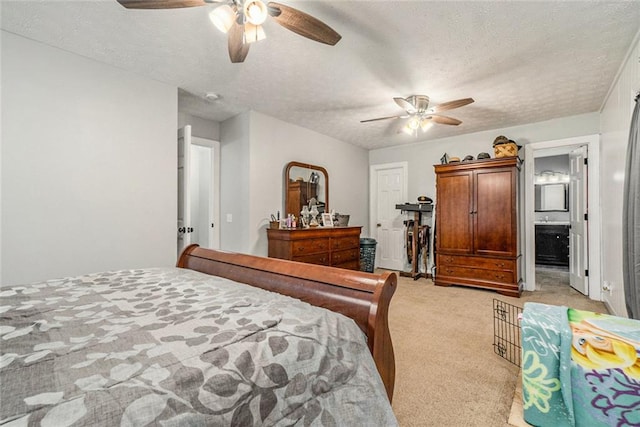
[292,252,330,266]
[438,265,515,284]
[437,254,515,271]
[267,227,362,271]
[332,236,359,251]
[331,248,359,265]
[292,238,330,255]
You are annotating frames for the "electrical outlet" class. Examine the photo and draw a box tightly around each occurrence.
[226,214,233,223]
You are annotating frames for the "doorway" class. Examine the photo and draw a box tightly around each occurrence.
[177,125,220,256]
[533,153,575,292]
[523,135,601,300]
[369,162,408,271]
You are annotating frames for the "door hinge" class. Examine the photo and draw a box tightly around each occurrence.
[584,158,588,165]
[584,213,588,221]
[585,269,589,277]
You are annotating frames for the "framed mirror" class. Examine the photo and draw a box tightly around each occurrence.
[284,161,329,217]
[535,183,568,211]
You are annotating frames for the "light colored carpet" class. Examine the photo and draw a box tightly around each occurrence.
[386,267,606,426]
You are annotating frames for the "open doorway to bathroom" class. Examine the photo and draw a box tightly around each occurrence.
[523,135,601,301]
[534,154,571,291]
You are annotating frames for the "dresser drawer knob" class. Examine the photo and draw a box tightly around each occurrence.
[496,262,505,268]
[495,274,505,280]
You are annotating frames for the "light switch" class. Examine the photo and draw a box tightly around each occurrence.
[226,214,233,223]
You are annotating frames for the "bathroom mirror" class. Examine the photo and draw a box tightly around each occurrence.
[284,161,329,217]
[535,183,568,211]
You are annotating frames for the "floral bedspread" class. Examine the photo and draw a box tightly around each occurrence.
[0,268,397,426]
[521,302,640,427]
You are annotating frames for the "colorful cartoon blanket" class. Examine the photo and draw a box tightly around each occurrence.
[521,302,640,426]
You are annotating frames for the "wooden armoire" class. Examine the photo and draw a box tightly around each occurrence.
[286,180,317,217]
[434,157,522,297]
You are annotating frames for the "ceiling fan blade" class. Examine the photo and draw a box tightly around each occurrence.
[361,115,408,123]
[429,115,462,126]
[228,21,250,63]
[116,0,207,9]
[267,2,341,46]
[393,97,415,113]
[429,98,474,114]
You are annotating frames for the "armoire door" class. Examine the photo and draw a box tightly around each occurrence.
[474,167,516,257]
[436,171,473,255]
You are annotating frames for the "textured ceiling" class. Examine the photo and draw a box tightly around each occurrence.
[2,0,639,149]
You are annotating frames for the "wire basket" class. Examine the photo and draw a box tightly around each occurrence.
[359,238,377,273]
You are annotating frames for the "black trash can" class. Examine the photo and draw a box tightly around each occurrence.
[359,238,377,273]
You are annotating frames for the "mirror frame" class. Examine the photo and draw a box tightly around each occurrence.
[284,161,329,216]
[534,183,569,212]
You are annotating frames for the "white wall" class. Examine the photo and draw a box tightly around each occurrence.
[248,111,369,256]
[600,31,640,317]
[1,32,177,285]
[219,112,251,253]
[178,112,220,140]
[218,110,369,256]
[368,113,599,275]
[369,113,599,204]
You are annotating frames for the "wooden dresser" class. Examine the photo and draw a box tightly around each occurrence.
[267,226,361,270]
[434,157,522,297]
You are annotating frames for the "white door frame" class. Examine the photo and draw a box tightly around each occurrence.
[369,162,408,269]
[177,126,192,256]
[523,134,601,300]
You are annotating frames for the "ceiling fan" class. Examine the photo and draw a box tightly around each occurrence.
[361,95,474,135]
[116,0,341,63]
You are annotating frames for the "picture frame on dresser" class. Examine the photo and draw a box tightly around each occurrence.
[321,213,334,227]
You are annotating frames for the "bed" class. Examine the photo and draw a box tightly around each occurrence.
[521,302,640,427]
[0,245,397,426]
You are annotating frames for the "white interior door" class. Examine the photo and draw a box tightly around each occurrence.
[371,163,407,270]
[177,126,192,256]
[569,145,588,294]
[190,137,221,250]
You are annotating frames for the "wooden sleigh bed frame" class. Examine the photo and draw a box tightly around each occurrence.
[177,244,397,401]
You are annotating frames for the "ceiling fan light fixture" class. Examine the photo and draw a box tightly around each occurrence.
[401,125,415,136]
[407,116,421,130]
[420,119,433,131]
[244,0,268,25]
[244,23,266,44]
[209,4,235,33]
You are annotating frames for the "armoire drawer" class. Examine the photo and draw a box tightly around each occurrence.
[438,265,515,284]
[437,254,515,271]
[292,238,330,255]
[331,248,359,265]
[292,252,330,266]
